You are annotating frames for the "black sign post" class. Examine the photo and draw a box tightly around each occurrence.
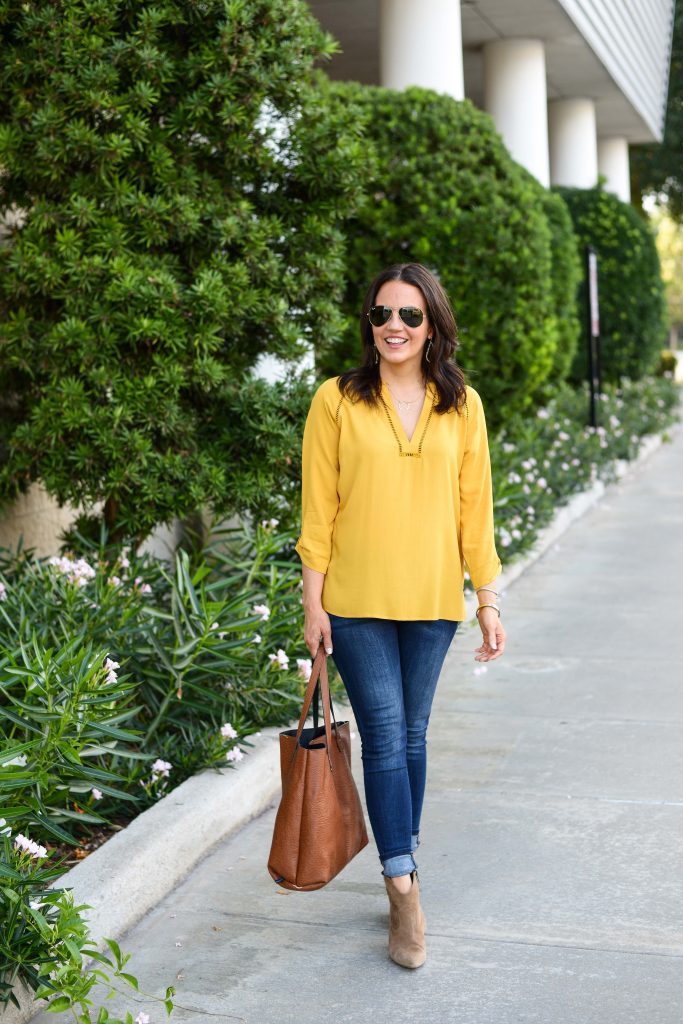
[585,245,601,428]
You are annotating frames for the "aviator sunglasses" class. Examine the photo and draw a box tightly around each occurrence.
[367,305,425,329]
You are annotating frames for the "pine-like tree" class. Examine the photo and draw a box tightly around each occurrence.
[0,0,366,541]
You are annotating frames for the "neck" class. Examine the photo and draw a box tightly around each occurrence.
[379,361,426,391]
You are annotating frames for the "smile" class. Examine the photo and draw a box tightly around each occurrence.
[384,337,408,346]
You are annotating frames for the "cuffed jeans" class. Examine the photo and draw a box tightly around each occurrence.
[328,614,458,878]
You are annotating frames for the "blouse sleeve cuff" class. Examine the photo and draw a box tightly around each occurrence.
[467,555,502,592]
[295,539,330,575]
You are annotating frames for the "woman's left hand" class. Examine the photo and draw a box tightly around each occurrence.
[474,606,506,662]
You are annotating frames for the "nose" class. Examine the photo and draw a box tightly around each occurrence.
[386,309,404,330]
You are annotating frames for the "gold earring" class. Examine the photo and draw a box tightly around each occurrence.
[425,338,433,363]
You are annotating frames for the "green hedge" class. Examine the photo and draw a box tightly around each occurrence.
[316,83,574,425]
[555,185,668,382]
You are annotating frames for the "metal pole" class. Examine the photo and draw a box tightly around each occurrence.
[585,245,600,428]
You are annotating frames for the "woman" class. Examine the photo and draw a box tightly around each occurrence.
[295,262,506,969]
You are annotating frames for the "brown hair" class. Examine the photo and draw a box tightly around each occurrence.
[337,263,467,414]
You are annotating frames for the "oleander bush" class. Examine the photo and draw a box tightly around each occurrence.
[0,519,315,851]
[0,817,175,1019]
[555,185,668,384]
[316,83,578,427]
[0,0,368,543]
[487,373,680,566]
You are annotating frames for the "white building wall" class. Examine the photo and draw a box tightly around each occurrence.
[557,0,674,139]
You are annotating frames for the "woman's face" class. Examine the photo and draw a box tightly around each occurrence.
[371,281,431,374]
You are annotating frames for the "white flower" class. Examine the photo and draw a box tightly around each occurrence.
[252,633,262,644]
[268,648,289,670]
[260,518,279,529]
[91,788,103,801]
[134,1013,150,1024]
[558,431,570,442]
[507,471,522,484]
[502,442,515,453]
[150,758,172,782]
[561,462,569,472]
[253,603,270,621]
[48,555,96,587]
[13,833,48,860]
[0,581,7,601]
[537,408,550,419]
[220,722,238,740]
[0,818,11,836]
[104,657,120,684]
[5,754,27,767]
[296,658,312,681]
[119,556,130,569]
[226,747,244,763]
[537,477,548,489]
[511,528,522,540]
[498,528,512,548]
[108,576,122,587]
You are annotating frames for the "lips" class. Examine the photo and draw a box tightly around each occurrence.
[384,337,408,346]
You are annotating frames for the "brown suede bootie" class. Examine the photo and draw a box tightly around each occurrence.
[383,871,426,969]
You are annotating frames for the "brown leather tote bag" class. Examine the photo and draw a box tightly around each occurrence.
[267,647,369,891]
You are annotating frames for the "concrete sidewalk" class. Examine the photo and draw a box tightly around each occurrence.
[31,428,683,1024]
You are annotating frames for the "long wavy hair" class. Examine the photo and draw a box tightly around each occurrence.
[337,263,467,414]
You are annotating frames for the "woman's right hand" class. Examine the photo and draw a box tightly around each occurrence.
[304,604,333,658]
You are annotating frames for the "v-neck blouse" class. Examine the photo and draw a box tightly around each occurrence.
[295,376,501,621]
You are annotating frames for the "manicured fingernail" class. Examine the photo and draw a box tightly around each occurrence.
[325,646,333,654]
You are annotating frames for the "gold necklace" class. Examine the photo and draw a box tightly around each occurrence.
[385,381,426,412]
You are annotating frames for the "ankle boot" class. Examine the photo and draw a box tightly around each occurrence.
[383,871,426,968]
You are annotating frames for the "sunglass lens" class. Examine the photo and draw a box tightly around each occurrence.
[400,307,424,328]
[368,306,391,327]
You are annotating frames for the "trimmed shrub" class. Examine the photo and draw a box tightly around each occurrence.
[537,187,582,387]
[0,0,369,543]
[316,83,567,425]
[555,185,668,383]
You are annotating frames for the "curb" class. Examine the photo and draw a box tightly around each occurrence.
[7,423,678,1024]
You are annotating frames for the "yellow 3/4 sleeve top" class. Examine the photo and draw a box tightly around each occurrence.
[294,376,502,622]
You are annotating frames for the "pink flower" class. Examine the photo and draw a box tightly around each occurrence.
[134,1013,150,1024]
[91,787,103,801]
[296,658,312,681]
[268,648,289,670]
[220,722,238,740]
[0,582,7,601]
[226,747,244,763]
[253,603,270,621]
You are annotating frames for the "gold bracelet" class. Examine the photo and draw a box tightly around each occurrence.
[476,603,500,617]
[477,587,498,597]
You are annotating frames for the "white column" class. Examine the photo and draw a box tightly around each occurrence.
[379,0,464,100]
[548,98,598,189]
[597,136,631,203]
[482,39,550,187]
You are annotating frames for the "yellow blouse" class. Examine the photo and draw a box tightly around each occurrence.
[294,377,501,621]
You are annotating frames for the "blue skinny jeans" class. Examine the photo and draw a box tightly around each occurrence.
[328,614,458,878]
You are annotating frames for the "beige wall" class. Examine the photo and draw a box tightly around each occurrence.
[0,483,181,560]
[0,482,82,557]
